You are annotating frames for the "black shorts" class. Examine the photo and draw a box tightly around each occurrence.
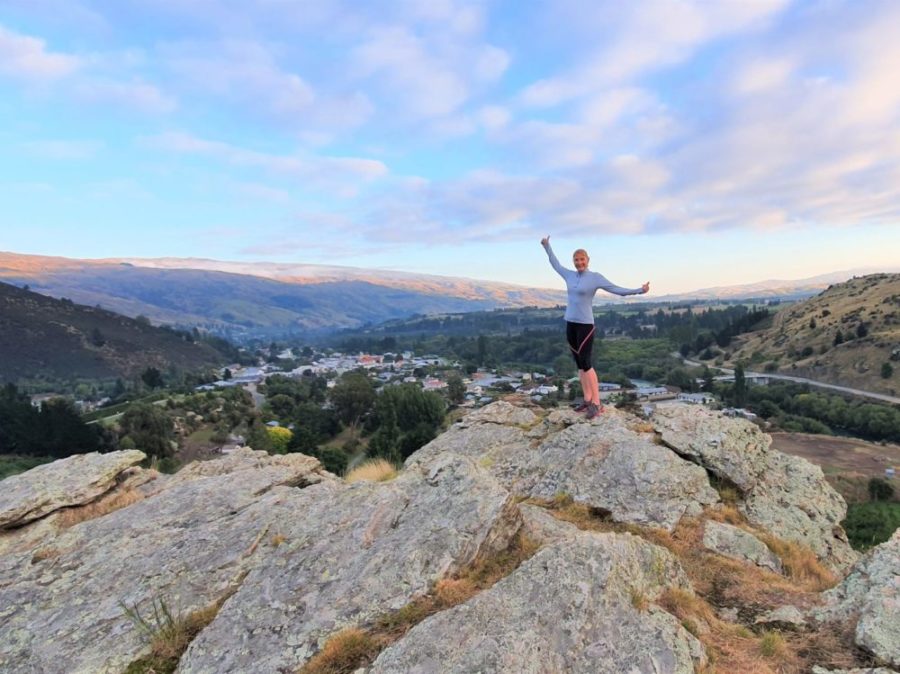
[566,321,595,371]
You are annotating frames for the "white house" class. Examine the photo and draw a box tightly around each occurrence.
[678,392,715,405]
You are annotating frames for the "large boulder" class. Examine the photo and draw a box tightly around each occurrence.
[0,451,334,674]
[702,520,783,573]
[652,406,857,571]
[365,532,706,674]
[176,453,519,674]
[0,450,146,529]
[161,447,327,488]
[814,529,900,668]
[408,403,718,531]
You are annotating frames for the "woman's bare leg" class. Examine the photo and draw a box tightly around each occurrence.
[579,369,590,401]
[586,368,601,406]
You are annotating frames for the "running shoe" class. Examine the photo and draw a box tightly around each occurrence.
[572,400,590,412]
[585,403,603,419]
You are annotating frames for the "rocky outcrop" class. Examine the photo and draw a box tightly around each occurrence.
[0,450,333,674]
[161,446,327,488]
[0,450,146,529]
[652,406,857,571]
[0,400,894,674]
[176,453,519,673]
[365,533,706,674]
[754,605,807,629]
[409,406,719,531]
[814,529,900,668]
[702,520,783,573]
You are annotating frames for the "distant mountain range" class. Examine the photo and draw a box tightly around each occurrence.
[1,251,897,337]
[654,268,900,302]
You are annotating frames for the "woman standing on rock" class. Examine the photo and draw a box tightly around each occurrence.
[541,236,649,418]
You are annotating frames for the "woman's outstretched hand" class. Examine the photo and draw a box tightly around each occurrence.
[541,235,550,246]
[641,281,650,294]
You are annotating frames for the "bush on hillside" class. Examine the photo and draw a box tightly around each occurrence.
[843,502,900,551]
[868,477,895,502]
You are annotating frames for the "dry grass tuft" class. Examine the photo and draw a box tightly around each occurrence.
[59,488,144,529]
[716,486,741,506]
[344,459,398,484]
[628,420,656,434]
[433,578,473,606]
[526,499,866,673]
[659,587,795,674]
[461,531,541,590]
[297,628,383,674]
[122,597,225,674]
[300,531,540,674]
[707,503,745,525]
[629,586,649,612]
[757,534,837,591]
[759,630,787,658]
[786,618,869,672]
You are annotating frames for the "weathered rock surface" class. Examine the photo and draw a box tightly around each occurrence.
[754,605,807,629]
[3,399,895,674]
[0,450,146,529]
[0,451,335,674]
[365,532,706,674]
[459,399,539,426]
[814,529,900,667]
[703,520,783,573]
[409,404,718,531]
[163,447,327,486]
[176,453,519,673]
[518,503,582,546]
[652,406,857,571]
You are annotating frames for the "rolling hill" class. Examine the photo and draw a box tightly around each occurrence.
[1,251,898,339]
[0,281,228,383]
[0,252,564,338]
[727,273,900,396]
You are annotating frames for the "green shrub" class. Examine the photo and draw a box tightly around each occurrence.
[0,455,52,480]
[868,477,895,502]
[843,502,900,551]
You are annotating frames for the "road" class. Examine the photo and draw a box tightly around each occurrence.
[245,382,266,409]
[679,357,900,406]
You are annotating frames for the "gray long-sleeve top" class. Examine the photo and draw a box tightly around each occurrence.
[542,241,644,324]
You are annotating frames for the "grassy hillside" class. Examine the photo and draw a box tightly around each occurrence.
[0,282,227,382]
[728,273,900,395]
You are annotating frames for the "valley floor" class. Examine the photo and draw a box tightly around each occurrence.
[770,432,900,478]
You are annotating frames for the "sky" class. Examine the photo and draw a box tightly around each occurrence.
[1,0,899,295]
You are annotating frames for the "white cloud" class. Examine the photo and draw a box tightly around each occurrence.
[0,24,81,81]
[732,57,795,95]
[352,26,470,119]
[144,131,389,192]
[234,181,291,204]
[520,0,789,108]
[74,79,177,114]
[22,139,102,159]
[477,105,510,131]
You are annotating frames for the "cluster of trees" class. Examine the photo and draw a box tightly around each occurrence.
[726,381,900,442]
[366,384,446,463]
[336,303,772,350]
[250,372,449,474]
[0,383,115,457]
[843,478,899,550]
